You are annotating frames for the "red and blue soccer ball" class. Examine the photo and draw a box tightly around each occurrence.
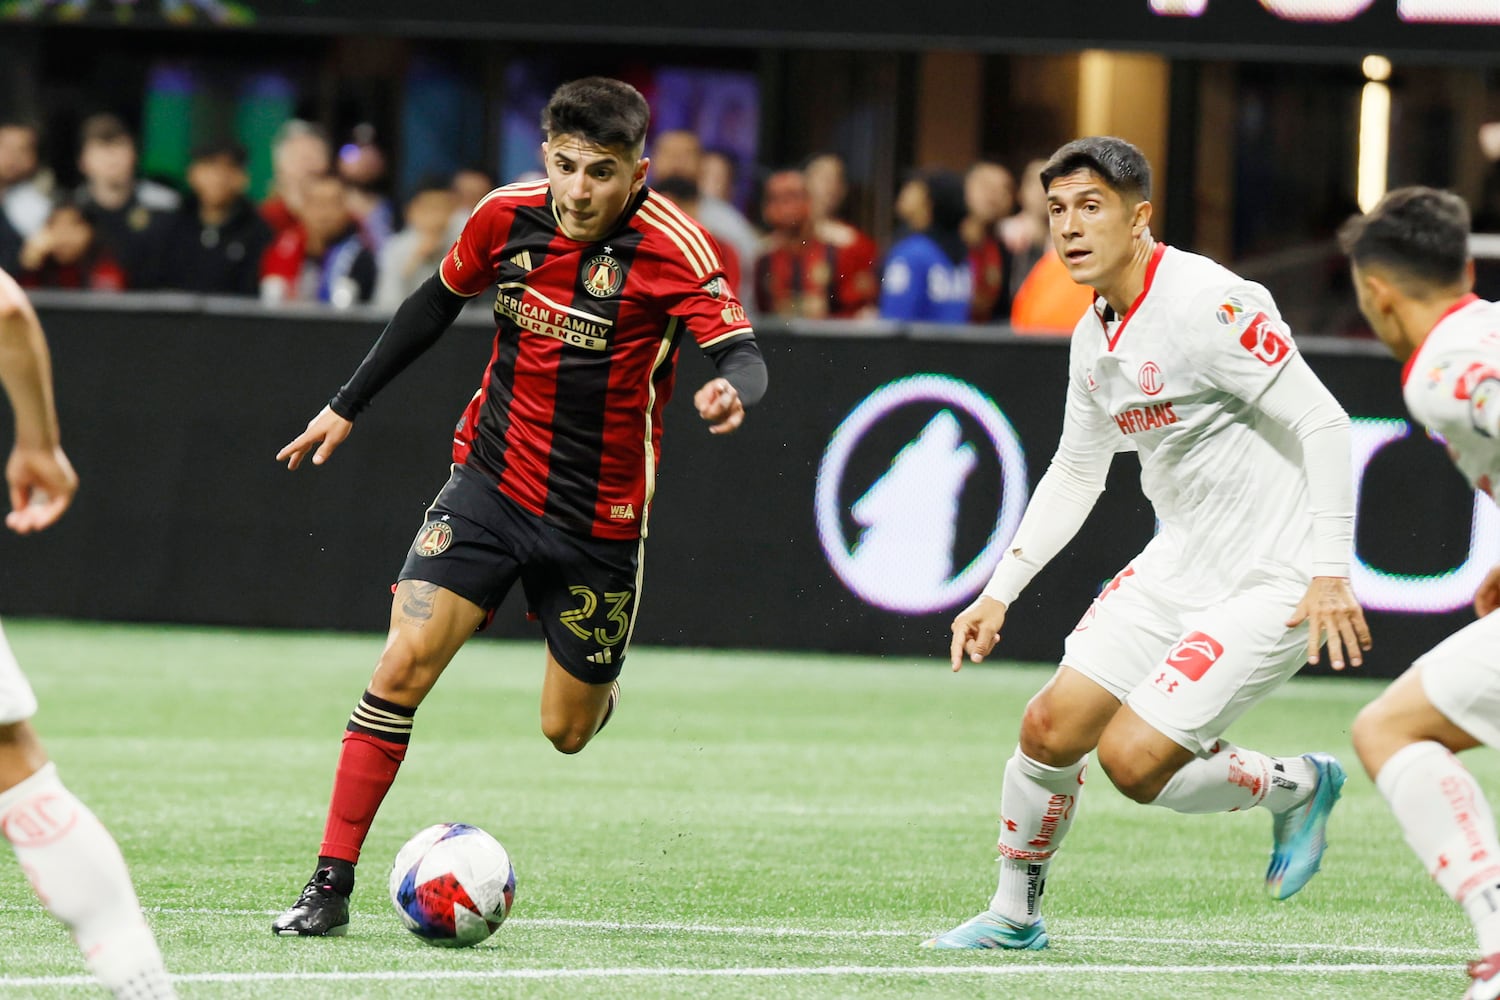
[388,823,516,947]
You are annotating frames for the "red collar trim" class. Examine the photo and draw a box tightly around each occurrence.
[1096,242,1167,352]
[1400,292,1479,387]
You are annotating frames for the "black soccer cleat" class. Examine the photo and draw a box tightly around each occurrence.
[272,866,351,937]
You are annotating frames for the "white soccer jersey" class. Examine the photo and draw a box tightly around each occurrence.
[1062,244,1321,600]
[1401,294,1500,501]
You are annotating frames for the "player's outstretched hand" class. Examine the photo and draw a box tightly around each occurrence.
[1475,563,1500,618]
[277,406,353,470]
[1287,575,1371,671]
[949,595,1008,672]
[5,444,77,534]
[694,378,744,435]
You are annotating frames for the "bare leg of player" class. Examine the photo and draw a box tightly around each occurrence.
[1352,667,1500,998]
[539,646,619,754]
[272,581,486,937]
[0,722,177,999]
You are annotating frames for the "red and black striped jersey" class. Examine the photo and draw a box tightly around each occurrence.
[439,180,754,540]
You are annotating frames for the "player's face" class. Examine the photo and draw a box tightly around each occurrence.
[1046,169,1150,291]
[544,136,648,243]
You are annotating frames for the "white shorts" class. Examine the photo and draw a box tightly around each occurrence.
[1061,565,1310,755]
[1418,611,1500,748]
[0,620,36,725]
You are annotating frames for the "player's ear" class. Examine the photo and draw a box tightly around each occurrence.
[1464,257,1477,294]
[1361,269,1398,316]
[540,140,550,164]
[633,155,650,189]
[1131,199,1152,237]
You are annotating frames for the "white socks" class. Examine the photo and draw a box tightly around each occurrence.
[990,748,1085,925]
[1377,741,1500,955]
[0,763,176,999]
[1151,742,1317,815]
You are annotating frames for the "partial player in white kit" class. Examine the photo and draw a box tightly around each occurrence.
[1341,187,1500,1000]
[0,267,176,998]
[925,137,1372,950]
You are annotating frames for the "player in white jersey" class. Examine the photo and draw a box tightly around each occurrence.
[0,268,176,998]
[1340,187,1500,1000]
[925,137,1372,950]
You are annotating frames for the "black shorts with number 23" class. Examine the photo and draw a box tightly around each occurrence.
[397,464,640,684]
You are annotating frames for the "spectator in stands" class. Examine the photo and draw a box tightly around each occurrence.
[650,129,759,267]
[1001,158,1051,298]
[260,119,331,240]
[73,113,178,289]
[1008,245,1095,335]
[878,168,972,324]
[160,140,273,297]
[337,124,395,255]
[753,168,875,319]
[260,174,375,308]
[964,160,1016,322]
[17,201,126,292]
[653,175,742,295]
[803,151,880,289]
[373,178,455,312]
[446,165,493,240]
[699,147,737,204]
[0,119,53,242]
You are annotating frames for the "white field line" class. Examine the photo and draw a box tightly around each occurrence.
[0,963,1460,988]
[0,904,1475,959]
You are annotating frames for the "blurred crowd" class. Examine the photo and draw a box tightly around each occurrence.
[0,112,1091,333]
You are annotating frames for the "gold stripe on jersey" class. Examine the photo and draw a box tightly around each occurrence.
[641,194,721,273]
[621,535,646,652]
[700,327,755,350]
[639,314,680,528]
[637,199,715,279]
[469,179,548,217]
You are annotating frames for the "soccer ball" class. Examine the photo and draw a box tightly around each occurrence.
[388,823,516,947]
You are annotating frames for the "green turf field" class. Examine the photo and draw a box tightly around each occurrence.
[0,620,1481,998]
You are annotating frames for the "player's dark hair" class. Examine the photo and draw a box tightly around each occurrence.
[1338,186,1470,289]
[1040,136,1151,203]
[541,77,650,158]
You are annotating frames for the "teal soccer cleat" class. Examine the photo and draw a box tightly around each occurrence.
[920,910,1049,950]
[1266,752,1346,900]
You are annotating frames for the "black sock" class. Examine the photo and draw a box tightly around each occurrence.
[316,856,356,895]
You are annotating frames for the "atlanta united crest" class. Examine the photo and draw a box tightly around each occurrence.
[414,520,454,557]
[583,254,623,297]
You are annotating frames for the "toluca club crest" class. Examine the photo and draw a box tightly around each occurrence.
[583,254,623,297]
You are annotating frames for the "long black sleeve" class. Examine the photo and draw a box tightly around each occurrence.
[705,337,768,407]
[328,273,469,419]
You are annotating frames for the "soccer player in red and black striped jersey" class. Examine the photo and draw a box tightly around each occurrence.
[270,77,767,937]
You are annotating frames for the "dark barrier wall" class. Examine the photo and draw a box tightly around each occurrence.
[0,298,1491,678]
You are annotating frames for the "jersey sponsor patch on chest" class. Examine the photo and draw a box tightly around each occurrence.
[494,281,613,351]
[1114,401,1179,435]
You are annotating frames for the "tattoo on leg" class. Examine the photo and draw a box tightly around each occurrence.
[399,582,439,625]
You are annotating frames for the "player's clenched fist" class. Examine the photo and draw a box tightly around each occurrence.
[277,405,354,470]
[694,378,744,435]
[949,595,1008,672]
